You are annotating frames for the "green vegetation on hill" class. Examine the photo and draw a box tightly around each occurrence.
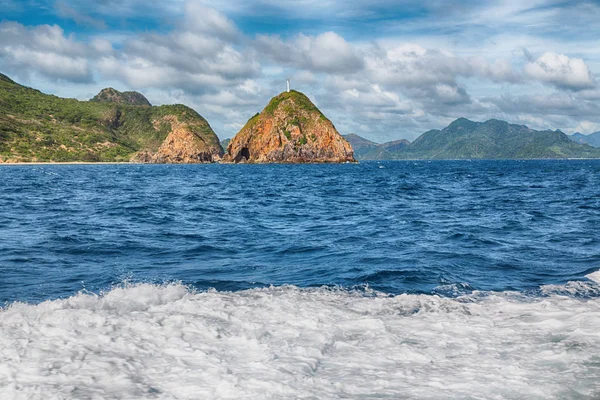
[348,119,600,160]
[0,73,220,162]
[343,134,378,159]
[263,90,329,122]
[398,118,600,159]
[344,134,410,160]
[364,139,410,160]
[91,87,152,107]
[0,73,16,85]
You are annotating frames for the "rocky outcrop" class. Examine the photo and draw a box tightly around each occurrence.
[223,90,355,163]
[131,115,223,163]
[91,88,151,107]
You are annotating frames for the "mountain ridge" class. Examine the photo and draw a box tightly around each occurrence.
[344,134,411,160]
[91,88,152,107]
[570,131,600,148]
[399,118,600,159]
[347,118,600,160]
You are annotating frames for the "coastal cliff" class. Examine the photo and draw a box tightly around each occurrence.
[223,90,355,163]
[0,73,222,163]
[131,114,223,163]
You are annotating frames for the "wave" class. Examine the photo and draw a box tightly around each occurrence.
[586,270,600,283]
[1,281,600,399]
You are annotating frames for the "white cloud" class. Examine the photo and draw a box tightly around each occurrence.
[55,1,107,30]
[255,31,364,73]
[525,52,596,90]
[0,22,89,56]
[0,22,96,82]
[6,48,92,83]
[239,79,260,95]
[573,121,600,134]
[365,44,521,89]
[95,4,259,93]
[91,39,113,54]
[292,70,318,85]
[433,84,470,104]
[184,1,239,40]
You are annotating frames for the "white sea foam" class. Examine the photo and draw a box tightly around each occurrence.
[1,284,600,399]
[586,270,600,283]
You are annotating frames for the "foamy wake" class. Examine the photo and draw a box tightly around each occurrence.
[1,283,600,399]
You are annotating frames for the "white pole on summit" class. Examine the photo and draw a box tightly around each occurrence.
[287,79,290,92]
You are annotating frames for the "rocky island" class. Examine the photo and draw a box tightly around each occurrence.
[223,90,355,163]
[0,73,223,163]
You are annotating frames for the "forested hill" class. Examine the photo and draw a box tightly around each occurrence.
[347,118,600,160]
[0,73,222,163]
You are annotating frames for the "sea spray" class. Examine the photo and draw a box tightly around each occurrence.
[1,283,600,399]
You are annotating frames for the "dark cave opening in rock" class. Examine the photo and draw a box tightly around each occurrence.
[234,147,250,163]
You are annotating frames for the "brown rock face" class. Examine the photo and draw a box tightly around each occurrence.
[131,115,223,163]
[223,91,355,163]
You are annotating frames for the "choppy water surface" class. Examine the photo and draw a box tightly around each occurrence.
[1,160,600,399]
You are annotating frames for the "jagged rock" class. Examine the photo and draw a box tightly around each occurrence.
[223,90,355,163]
[91,88,151,107]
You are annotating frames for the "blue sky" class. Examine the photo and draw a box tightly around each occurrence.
[1,0,600,141]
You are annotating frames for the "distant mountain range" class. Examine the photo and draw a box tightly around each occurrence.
[220,138,231,150]
[569,132,600,148]
[346,118,600,160]
[343,134,409,160]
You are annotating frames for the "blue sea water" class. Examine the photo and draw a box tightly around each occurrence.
[1,160,599,303]
[1,160,600,399]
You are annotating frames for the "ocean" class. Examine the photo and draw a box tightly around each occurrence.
[1,160,599,399]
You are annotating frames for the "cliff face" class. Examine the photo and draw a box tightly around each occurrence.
[224,91,355,163]
[132,114,223,163]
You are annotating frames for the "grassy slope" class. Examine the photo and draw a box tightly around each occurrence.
[235,90,337,147]
[263,90,327,119]
[0,74,220,162]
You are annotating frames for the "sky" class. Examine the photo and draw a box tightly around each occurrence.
[1,0,600,142]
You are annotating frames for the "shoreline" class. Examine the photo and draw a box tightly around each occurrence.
[1,158,600,166]
[0,162,135,165]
